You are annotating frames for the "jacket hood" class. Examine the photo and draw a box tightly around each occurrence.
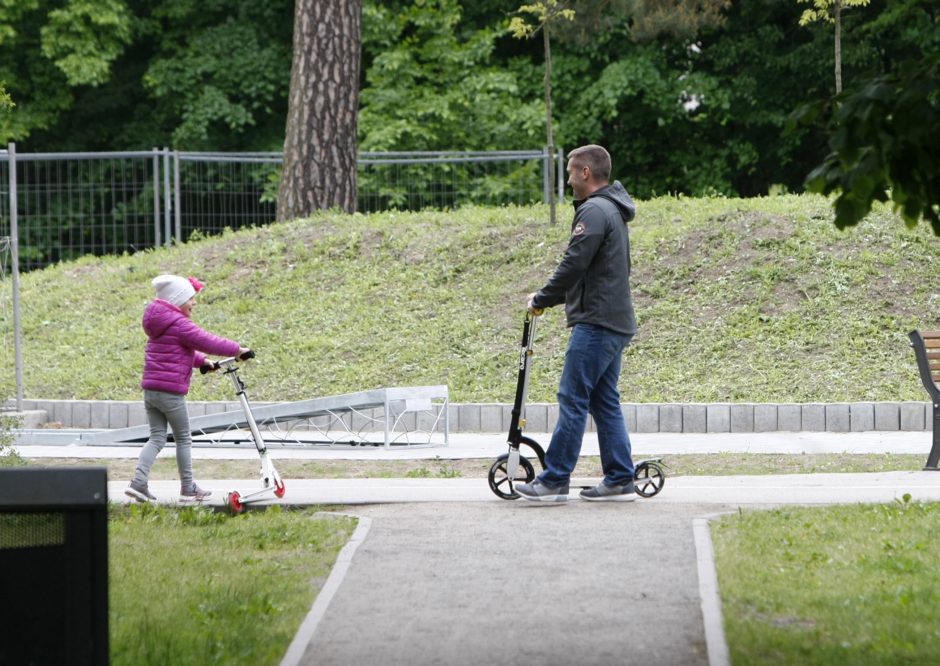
[142,299,185,338]
[589,180,636,223]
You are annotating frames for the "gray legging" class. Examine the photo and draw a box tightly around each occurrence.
[132,389,195,491]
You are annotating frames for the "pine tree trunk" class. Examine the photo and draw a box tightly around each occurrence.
[277,0,362,221]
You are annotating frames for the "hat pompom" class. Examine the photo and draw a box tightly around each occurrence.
[188,276,205,293]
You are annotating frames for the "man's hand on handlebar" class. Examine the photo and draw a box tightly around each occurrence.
[526,293,544,316]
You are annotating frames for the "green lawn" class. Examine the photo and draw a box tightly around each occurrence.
[712,499,940,665]
[109,504,355,666]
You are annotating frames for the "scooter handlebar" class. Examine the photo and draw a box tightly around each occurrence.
[199,361,219,375]
[200,349,255,374]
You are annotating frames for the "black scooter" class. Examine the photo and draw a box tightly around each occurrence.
[487,311,666,500]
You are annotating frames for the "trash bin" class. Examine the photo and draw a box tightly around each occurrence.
[0,467,109,665]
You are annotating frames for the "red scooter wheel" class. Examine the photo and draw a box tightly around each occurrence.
[227,491,244,514]
[274,478,286,498]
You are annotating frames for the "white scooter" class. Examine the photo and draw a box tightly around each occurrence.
[202,350,286,513]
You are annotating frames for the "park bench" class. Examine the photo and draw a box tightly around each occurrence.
[908,330,940,470]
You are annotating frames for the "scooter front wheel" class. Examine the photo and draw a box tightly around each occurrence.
[227,491,245,514]
[274,478,286,498]
[488,453,535,500]
[634,461,666,498]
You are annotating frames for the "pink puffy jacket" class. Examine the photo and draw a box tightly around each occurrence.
[140,299,241,395]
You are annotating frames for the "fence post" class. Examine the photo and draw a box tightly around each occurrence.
[173,151,181,243]
[541,146,550,206]
[162,148,172,245]
[152,148,161,247]
[556,146,565,204]
[7,142,23,410]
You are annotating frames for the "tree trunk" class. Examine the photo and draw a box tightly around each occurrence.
[834,0,842,94]
[277,0,362,221]
[544,22,556,224]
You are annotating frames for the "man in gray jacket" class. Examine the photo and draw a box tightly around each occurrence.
[516,144,638,503]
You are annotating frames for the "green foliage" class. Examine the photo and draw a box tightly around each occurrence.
[0,413,24,467]
[359,0,543,151]
[541,0,729,45]
[39,0,132,86]
[714,500,940,664]
[802,54,940,234]
[142,12,290,148]
[0,81,12,111]
[798,0,871,25]
[508,1,575,39]
[1,0,292,149]
[0,0,924,201]
[3,196,939,405]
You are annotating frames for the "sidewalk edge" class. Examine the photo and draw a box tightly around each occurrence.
[693,513,734,666]
[280,512,373,666]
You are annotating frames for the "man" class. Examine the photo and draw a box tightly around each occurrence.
[516,144,638,503]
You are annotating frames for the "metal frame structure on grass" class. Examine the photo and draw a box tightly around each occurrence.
[19,386,449,449]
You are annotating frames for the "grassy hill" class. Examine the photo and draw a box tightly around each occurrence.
[1,194,937,404]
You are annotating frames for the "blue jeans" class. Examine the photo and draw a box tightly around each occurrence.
[538,323,635,487]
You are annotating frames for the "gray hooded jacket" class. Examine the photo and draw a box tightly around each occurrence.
[532,180,637,335]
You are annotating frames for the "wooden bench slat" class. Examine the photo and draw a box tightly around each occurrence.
[911,330,940,394]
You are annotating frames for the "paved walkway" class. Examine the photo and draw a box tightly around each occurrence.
[287,501,721,666]
[18,431,940,666]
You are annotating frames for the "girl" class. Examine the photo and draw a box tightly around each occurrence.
[126,274,248,502]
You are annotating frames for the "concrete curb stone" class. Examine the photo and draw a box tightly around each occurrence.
[4,399,932,433]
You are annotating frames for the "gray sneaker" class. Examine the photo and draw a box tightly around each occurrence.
[180,483,212,502]
[515,479,569,503]
[580,480,637,502]
[125,482,157,503]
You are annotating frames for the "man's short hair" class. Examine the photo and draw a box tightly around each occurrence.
[568,145,611,182]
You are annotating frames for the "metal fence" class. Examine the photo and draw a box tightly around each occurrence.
[0,145,564,271]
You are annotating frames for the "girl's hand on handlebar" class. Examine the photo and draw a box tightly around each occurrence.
[199,361,220,375]
[238,347,255,361]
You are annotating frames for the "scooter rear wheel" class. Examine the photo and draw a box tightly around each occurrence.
[634,461,666,498]
[227,491,245,514]
[488,453,535,500]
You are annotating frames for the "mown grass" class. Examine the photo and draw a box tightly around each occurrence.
[1,194,938,404]
[109,504,355,666]
[712,499,940,665]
